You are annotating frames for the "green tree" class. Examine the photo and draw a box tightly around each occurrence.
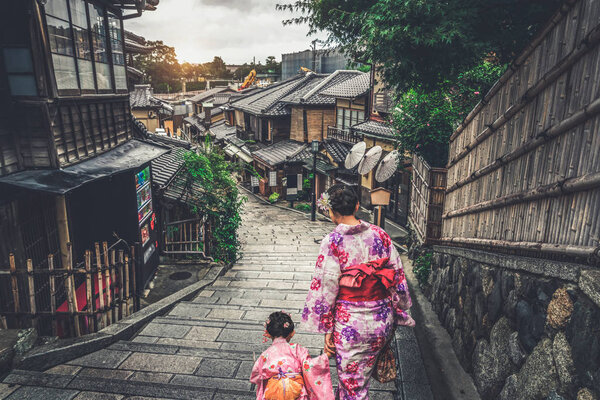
[278,0,560,91]
[133,40,182,93]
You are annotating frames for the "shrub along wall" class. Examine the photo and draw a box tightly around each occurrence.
[420,245,600,400]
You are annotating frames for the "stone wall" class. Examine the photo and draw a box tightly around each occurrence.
[422,245,600,400]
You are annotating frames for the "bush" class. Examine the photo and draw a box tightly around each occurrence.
[180,142,245,263]
[294,203,311,212]
[413,252,433,288]
[268,192,280,203]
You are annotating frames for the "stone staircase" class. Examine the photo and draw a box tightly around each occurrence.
[1,196,432,400]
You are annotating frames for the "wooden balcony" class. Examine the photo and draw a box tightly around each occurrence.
[327,126,362,144]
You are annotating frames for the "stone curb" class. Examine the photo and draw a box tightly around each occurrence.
[398,249,481,400]
[14,263,228,372]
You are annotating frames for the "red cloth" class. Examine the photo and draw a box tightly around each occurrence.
[337,257,394,302]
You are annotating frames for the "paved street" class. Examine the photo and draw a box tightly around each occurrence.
[1,195,432,399]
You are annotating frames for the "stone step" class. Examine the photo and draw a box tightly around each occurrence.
[3,369,255,399]
[166,301,304,325]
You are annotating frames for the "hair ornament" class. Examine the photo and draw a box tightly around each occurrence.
[317,192,331,212]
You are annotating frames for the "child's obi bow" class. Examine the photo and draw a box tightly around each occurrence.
[265,367,304,400]
[338,257,395,302]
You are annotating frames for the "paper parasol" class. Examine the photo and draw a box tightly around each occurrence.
[375,150,400,182]
[344,141,367,169]
[358,145,382,175]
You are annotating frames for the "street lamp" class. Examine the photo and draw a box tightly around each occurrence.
[310,140,319,222]
[370,187,392,228]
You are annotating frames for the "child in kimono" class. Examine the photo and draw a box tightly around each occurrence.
[250,311,335,400]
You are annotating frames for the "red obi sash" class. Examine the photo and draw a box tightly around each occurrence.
[338,257,395,302]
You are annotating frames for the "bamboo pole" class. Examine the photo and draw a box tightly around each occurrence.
[109,249,117,323]
[94,243,106,329]
[26,259,36,330]
[9,254,20,328]
[124,253,131,316]
[117,251,125,319]
[48,255,57,336]
[66,244,80,337]
[130,246,137,312]
[102,242,112,326]
[84,250,95,334]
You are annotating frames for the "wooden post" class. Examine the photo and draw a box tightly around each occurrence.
[26,259,37,330]
[66,244,80,337]
[124,253,130,316]
[0,316,7,330]
[130,246,138,312]
[94,243,106,329]
[84,251,95,334]
[55,196,71,271]
[102,242,112,325]
[109,249,117,323]
[48,255,57,336]
[117,251,125,319]
[9,254,20,328]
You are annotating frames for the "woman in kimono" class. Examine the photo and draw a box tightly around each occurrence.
[302,185,415,399]
[250,311,335,399]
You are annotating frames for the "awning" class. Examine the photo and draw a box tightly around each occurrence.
[0,140,169,195]
[224,144,253,163]
[303,159,337,175]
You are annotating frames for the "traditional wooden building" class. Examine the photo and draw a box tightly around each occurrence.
[0,0,165,320]
[130,84,173,133]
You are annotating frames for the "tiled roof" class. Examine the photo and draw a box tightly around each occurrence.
[189,87,234,103]
[351,119,396,139]
[151,147,189,188]
[130,84,173,114]
[253,140,306,167]
[286,145,311,163]
[210,121,236,141]
[183,116,206,132]
[163,173,206,205]
[281,70,365,105]
[324,140,352,164]
[198,107,224,120]
[231,74,310,117]
[321,72,370,99]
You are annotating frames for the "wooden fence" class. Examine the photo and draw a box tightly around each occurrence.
[442,0,600,263]
[0,241,138,337]
[163,217,207,256]
[408,153,447,245]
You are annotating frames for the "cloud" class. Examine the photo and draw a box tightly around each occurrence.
[125,0,326,64]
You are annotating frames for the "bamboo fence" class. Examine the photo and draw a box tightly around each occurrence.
[409,153,447,245]
[442,0,600,264]
[0,242,138,337]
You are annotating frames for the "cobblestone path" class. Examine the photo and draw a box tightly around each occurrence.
[1,195,432,399]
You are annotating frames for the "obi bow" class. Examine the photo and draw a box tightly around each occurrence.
[339,257,395,289]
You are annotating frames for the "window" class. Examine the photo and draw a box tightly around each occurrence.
[44,0,124,94]
[108,13,126,90]
[336,107,344,129]
[3,48,37,96]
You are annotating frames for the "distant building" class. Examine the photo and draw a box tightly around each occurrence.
[281,48,353,79]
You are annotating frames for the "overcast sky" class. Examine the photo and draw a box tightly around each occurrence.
[125,0,326,65]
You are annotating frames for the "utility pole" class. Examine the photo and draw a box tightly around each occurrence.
[311,39,318,72]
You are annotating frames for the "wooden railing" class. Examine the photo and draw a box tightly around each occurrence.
[327,126,362,144]
[0,241,138,338]
[163,217,207,257]
[408,154,447,245]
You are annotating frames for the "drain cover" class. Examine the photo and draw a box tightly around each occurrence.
[169,271,192,281]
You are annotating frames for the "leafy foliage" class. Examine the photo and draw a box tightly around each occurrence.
[179,144,245,263]
[277,0,560,91]
[391,61,506,166]
[413,252,433,288]
[233,56,282,81]
[294,203,312,212]
[269,192,280,204]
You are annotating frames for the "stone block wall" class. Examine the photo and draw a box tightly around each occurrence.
[422,245,600,400]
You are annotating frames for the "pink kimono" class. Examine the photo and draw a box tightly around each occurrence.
[250,337,335,399]
[302,221,414,399]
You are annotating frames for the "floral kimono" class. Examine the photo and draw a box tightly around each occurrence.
[302,221,414,399]
[250,337,335,399]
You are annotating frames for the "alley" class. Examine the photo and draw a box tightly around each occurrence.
[1,195,432,400]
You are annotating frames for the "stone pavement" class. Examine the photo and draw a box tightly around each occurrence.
[1,195,432,399]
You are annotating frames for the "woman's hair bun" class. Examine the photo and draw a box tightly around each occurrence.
[327,184,359,216]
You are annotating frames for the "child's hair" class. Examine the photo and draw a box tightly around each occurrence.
[265,311,294,338]
[327,184,359,216]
